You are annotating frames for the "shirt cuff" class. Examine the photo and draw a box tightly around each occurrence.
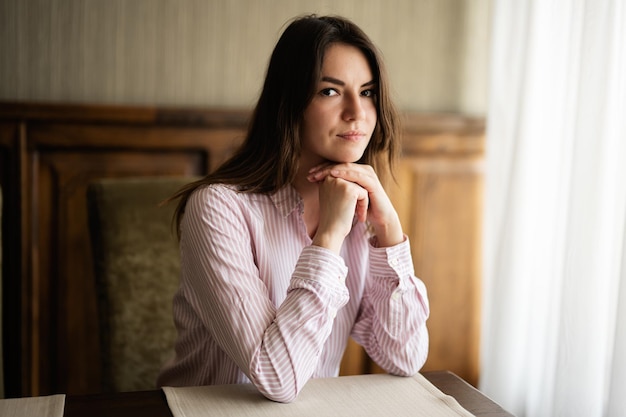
[289,245,349,305]
[369,235,415,281]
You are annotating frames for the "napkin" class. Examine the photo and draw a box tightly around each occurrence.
[163,373,474,417]
[0,394,65,417]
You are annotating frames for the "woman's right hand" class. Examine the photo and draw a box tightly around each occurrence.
[312,175,368,253]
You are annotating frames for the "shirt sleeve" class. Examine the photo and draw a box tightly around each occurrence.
[179,185,349,403]
[351,236,430,376]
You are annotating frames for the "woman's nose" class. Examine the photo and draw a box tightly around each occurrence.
[342,95,366,121]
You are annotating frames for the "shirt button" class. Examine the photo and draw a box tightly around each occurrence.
[390,258,399,266]
[391,290,401,300]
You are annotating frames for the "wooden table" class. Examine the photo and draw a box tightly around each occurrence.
[64,371,513,417]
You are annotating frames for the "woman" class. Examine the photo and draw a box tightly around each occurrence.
[157,14,429,403]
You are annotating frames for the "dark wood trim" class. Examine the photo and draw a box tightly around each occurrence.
[0,100,484,133]
[0,101,250,127]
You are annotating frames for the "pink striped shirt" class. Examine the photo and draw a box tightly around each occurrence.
[157,183,429,402]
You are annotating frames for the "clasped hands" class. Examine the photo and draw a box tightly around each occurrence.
[307,162,404,252]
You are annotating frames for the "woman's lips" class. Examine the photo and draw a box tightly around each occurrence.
[337,131,366,140]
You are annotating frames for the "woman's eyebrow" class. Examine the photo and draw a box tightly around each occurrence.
[321,76,376,87]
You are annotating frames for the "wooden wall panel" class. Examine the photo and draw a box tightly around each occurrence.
[0,102,484,396]
[390,156,483,385]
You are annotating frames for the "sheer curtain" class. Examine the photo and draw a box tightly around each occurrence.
[480,1,626,416]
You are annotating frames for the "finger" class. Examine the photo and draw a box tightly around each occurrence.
[308,162,336,175]
[329,165,379,193]
[307,170,326,182]
[350,182,369,223]
[355,192,369,222]
[306,164,336,182]
[308,163,366,183]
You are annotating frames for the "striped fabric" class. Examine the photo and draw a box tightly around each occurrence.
[157,184,429,403]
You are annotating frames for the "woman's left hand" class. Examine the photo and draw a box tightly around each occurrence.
[307,163,404,247]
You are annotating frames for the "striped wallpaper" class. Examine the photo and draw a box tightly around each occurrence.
[0,0,490,113]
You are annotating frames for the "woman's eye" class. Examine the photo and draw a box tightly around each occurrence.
[361,89,376,98]
[320,88,339,97]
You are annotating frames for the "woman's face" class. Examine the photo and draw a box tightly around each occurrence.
[300,43,377,168]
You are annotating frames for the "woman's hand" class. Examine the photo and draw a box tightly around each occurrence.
[308,163,404,248]
[311,175,369,253]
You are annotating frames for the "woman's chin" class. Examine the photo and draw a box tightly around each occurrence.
[327,154,365,164]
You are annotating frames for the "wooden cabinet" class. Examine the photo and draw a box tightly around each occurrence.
[0,102,484,396]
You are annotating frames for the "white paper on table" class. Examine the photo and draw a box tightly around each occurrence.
[0,394,65,417]
[163,373,474,417]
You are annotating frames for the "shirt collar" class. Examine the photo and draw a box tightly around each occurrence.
[270,185,303,218]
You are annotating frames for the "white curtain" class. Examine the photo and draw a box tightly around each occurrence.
[481,1,626,416]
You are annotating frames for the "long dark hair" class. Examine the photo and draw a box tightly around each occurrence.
[170,14,400,233]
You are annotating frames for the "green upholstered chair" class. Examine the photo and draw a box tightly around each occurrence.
[87,176,194,392]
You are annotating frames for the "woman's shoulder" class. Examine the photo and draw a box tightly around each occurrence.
[193,182,239,196]
[188,183,271,213]
[188,183,243,207]
[188,182,288,216]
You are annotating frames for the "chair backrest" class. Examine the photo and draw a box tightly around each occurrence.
[87,176,193,392]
